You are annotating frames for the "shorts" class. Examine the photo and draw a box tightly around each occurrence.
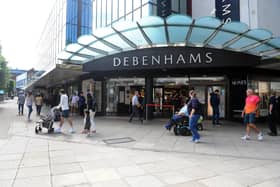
[244,113,256,125]
[71,103,78,108]
[62,110,70,118]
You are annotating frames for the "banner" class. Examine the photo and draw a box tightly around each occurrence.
[157,0,171,18]
[215,0,240,23]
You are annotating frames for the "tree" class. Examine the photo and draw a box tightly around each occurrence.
[0,54,10,92]
[7,79,15,96]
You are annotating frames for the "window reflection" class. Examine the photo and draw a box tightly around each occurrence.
[92,0,189,30]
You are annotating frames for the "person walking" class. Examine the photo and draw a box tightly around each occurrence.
[70,92,79,115]
[78,92,86,117]
[268,92,278,136]
[35,93,43,116]
[25,91,34,122]
[17,91,25,116]
[55,89,75,133]
[81,94,97,134]
[86,89,93,110]
[210,89,221,126]
[187,90,201,143]
[129,91,143,123]
[241,89,263,141]
[138,92,144,121]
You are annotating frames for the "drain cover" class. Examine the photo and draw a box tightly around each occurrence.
[103,137,135,144]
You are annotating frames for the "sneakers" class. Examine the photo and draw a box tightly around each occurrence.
[257,132,263,141]
[241,133,263,141]
[241,135,250,140]
[190,139,200,143]
[54,128,62,133]
[69,128,75,134]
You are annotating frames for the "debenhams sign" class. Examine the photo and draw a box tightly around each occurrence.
[113,52,213,67]
[83,46,259,72]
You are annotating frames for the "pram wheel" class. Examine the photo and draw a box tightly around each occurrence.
[48,128,54,133]
[197,123,203,131]
[173,124,192,136]
[35,125,42,134]
[173,124,179,136]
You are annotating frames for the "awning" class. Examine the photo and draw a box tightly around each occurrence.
[58,14,280,64]
[25,64,85,90]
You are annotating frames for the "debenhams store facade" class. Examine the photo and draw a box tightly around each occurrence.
[55,15,280,119]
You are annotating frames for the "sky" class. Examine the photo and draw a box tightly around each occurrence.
[0,0,56,70]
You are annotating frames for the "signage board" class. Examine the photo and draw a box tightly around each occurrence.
[215,0,240,23]
[83,47,260,72]
[157,0,172,18]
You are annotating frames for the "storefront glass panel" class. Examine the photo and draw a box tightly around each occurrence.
[153,76,226,118]
[248,80,280,117]
[106,78,145,115]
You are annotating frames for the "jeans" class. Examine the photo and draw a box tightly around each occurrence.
[268,111,278,135]
[18,104,24,115]
[212,105,220,124]
[129,106,142,122]
[189,114,201,141]
[165,115,184,129]
[36,105,42,115]
[27,105,33,120]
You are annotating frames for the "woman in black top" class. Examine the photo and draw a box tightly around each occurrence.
[187,90,201,143]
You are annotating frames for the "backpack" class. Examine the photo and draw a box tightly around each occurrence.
[196,101,204,116]
[188,98,204,116]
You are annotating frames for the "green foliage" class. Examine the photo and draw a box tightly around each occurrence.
[0,54,10,91]
[7,79,15,94]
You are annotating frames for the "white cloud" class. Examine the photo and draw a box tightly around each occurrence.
[0,0,56,70]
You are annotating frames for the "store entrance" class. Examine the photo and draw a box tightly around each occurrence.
[106,78,145,116]
[153,77,226,119]
[207,86,226,118]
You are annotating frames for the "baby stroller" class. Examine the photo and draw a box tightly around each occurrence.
[35,107,60,134]
[173,116,203,136]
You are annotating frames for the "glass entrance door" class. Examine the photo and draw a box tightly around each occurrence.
[207,86,226,118]
[106,78,145,115]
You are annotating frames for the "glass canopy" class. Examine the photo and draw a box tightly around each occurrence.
[58,15,280,64]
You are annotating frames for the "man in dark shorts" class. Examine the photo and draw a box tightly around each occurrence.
[55,90,75,133]
[241,89,263,141]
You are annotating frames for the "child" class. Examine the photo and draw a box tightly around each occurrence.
[81,109,96,134]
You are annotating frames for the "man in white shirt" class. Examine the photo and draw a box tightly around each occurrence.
[165,103,189,130]
[129,91,143,123]
[55,89,75,133]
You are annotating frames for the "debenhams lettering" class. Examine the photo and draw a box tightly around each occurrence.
[113,52,213,67]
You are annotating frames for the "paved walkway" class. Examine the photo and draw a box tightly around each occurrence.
[1,99,280,187]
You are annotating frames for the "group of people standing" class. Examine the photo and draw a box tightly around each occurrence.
[165,90,202,143]
[17,89,97,135]
[70,91,97,117]
[164,87,279,143]
[241,89,279,140]
[54,89,97,135]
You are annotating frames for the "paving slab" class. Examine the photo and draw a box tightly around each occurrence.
[0,100,280,186]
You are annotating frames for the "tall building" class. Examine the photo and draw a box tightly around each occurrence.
[92,0,191,30]
[192,0,280,35]
[35,0,92,71]
[32,0,280,120]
